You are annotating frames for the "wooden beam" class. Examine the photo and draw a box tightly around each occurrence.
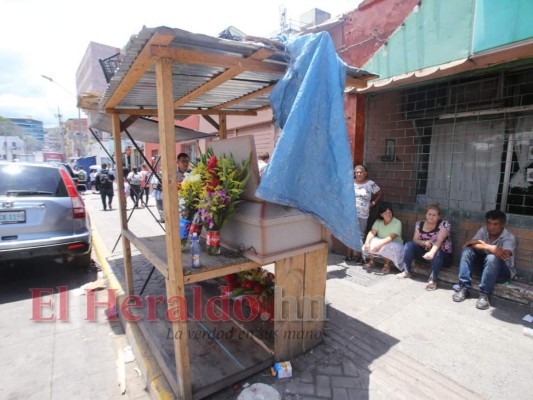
[120,115,140,131]
[105,29,176,109]
[150,45,287,75]
[155,57,192,400]
[345,74,377,89]
[173,48,274,108]
[111,114,134,295]
[213,85,274,110]
[201,115,219,131]
[105,108,258,116]
[219,114,227,139]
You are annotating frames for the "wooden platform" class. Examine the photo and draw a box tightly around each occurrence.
[122,231,328,399]
[131,280,274,399]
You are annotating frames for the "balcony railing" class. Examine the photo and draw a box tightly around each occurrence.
[98,53,123,83]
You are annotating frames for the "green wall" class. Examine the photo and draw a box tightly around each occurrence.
[363,0,474,80]
[473,0,533,52]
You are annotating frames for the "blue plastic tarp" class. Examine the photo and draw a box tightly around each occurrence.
[256,32,361,250]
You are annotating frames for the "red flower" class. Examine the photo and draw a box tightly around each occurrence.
[207,155,217,170]
[223,274,238,284]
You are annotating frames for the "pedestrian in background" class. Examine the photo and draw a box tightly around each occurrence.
[127,167,143,208]
[176,152,191,183]
[95,163,115,211]
[140,164,151,206]
[151,169,164,223]
[257,152,270,178]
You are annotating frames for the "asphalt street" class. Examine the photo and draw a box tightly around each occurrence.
[0,250,149,399]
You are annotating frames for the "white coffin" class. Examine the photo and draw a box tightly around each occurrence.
[220,201,323,264]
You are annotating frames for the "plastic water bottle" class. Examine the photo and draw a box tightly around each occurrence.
[191,233,201,268]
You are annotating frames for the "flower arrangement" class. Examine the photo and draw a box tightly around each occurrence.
[192,148,250,231]
[222,268,275,319]
[177,148,250,254]
[178,172,203,221]
[223,268,275,299]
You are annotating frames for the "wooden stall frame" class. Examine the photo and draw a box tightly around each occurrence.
[102,26,375,399]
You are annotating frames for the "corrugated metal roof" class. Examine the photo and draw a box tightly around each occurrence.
[98,26,377,116]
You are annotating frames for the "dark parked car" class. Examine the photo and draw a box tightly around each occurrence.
[0,161,92,267]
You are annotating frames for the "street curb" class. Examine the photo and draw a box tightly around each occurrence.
[91,226,175,400]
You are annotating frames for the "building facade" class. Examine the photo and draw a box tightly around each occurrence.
[360,0,533,283]
[7,118,45,142]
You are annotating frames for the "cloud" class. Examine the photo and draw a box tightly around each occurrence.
[0,0,361,128]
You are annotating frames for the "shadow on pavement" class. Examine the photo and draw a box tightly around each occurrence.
[0,258,98,304]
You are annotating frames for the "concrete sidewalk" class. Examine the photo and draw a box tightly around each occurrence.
[86,191,533,400]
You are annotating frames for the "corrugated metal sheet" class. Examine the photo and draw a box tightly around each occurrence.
[98,26,376,114]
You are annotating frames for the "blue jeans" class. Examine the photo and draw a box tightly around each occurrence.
[458,247,510,295]
[404,241,450,280]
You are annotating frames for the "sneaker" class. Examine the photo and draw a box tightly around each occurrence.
[452,287,470,302]
[476,294,490,310]
[343,256,353,262]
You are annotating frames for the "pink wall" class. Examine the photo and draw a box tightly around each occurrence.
[144,115,200,164]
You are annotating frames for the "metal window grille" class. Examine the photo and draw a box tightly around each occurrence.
[366,66,533,218]
[99,53,123,83]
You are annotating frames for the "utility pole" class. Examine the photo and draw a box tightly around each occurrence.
[42,75,85,158]
[54,107,67,158]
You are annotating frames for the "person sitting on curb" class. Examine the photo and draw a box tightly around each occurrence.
[452,209,516,310]
[398,204,452,291]
[363,202,405,275]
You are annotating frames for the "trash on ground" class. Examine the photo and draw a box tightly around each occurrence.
[271,361,292,379]
[237,383,281,400]
[80,279,107,292]
[123,346,135,363]
[522,314,533,323]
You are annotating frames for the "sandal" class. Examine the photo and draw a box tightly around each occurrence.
[425,281,437,291]
[396,271,411,279]
[363,262,374,270]
[376,265,391,275]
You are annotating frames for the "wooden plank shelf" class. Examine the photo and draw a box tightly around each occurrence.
[131,281,274,399]
[123,230,261,283]
[122,227,327,399]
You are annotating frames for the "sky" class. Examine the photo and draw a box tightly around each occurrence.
[0,0,362,128]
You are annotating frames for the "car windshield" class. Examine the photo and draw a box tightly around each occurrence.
[0,164,68,197]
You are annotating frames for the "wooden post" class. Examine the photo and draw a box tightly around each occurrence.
[302,245,327,352]
[273,244,328,360]
[274,253,305,360]
[155,57,192,399]
[112,114,134,295]
[219,113,227,139]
